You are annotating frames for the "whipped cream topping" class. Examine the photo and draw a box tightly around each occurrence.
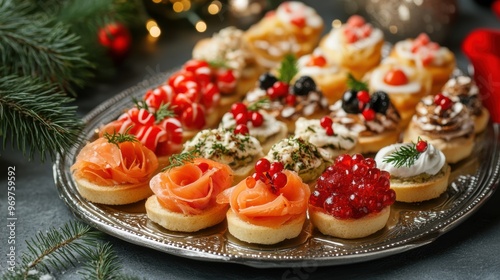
[412,95,474,141]
[442,76,483,115]
[294,117,357,158]
[329,101,401,135]
[219,110,284,143]
[297,49,341,77]
[276,1,323,28]
[394,39,450,67]
[183,129,262,169]
[193,27,251,78]
[324,24,383,51]
[369,65,422,94]
[375,142,446,177]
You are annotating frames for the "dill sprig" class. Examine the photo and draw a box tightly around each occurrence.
[154,102,176,122]
[247,98,270,111]
[278,54,298,84]
[383,142,421,168]
[163,150,199,171]
[103,128,137,147]
[208,60,230,69]
[346,73,369,92]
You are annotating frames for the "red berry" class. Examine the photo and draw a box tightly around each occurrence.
[272,172,287,189]
[234,124,249,135]
[383,69,408,86]
[255,158,271,173]
[197,162,209,173]
[216,69,237,94]
[434,93,445,105]
[231,102,248,117]
[250,111,264,127]
[416,140,428,153]
[320,116,333,129]
[325,126,334,136]
[285,94,297,106]
[362,108,376,121]
[269,162,284,176]
[267,81,289,99]
[234,112,248,125]
[439,96,453,110]
[357,90,370,104]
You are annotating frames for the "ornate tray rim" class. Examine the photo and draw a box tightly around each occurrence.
[54,70,500,268]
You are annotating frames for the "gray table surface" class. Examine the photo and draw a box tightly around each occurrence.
[2,0,500,279]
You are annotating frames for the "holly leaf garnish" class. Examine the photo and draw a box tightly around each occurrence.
[103,128,138,148]
[382,141,423,168]
[347,73,369,92]
[278,54,298,84]
[247,98,270,111]
[163,149,199,171]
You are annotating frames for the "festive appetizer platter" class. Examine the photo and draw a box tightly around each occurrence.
[54,2,500,268]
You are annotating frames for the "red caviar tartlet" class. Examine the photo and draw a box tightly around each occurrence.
[309,154,395,239]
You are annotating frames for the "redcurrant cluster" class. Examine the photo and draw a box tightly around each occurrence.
[247,158,287,194]
[356,90,376,121]
[309,154,396,220]
[320,116,335,136]
[230,102,264,135]
[434,93,453,111]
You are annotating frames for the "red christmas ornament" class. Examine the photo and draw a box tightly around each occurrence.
[98,22,131,60]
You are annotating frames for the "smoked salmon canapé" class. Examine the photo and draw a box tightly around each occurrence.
[217,158,310,245]
[146,156,234,232]
[71,132,159,205]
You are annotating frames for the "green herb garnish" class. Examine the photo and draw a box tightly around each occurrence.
[346,73,369,92]
[382,142,421,168]
[278,54,299,84]
[154,102,176,123]
[163,150,199,171]
[103,128,137,148]
[247,98,270,111]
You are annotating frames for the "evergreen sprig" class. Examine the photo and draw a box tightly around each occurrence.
[0,75,84,162]
[1,221,140,280]
[0,0,94,95]
[278,54,298,84]
[347,73,369,92]
[247,98,270,111]
[164,150,199,171]
[382,143,421,168]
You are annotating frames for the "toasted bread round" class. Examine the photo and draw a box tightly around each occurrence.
[225,209,306,245]
[358,130,401,154]
[474,107,490,134]
[390,165,451,203]
[232,151,265,185]
[404,122,474,163]
[145,195,228,232]
[309,206,390,239]
[74,177,152,205]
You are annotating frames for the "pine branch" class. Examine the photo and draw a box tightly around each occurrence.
[0,75,84,162]
[382,143,421,168]
[0,0,94,95]
[11,221,101,279]
[347,73,369,92]
[278,54,298,84]
[79,243,141,280]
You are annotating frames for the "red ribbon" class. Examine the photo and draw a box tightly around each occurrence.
[462,28,500,123]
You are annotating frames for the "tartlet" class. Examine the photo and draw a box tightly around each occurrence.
[309,154,395,239]
[375,139,450,202]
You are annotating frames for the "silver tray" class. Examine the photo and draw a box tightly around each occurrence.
[54,71,500,268]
